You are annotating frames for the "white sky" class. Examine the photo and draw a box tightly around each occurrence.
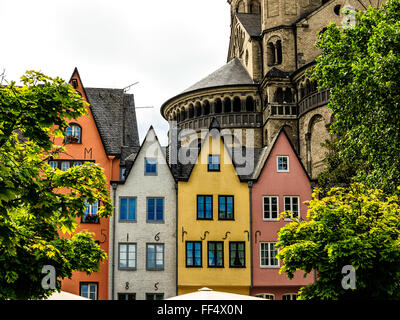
[0,0,231,146]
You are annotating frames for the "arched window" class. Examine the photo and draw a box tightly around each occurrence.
[224,98,232,113]
[233,97,241,112]
[203,100,210,115]
[65,124,81,143]
[214,99,222,114]
[276,40,282,64]
[181,109,186,121]
[189,104,194,118]
[246,96,255,112]
[195,102,202,117]
[274,88,284,104]
[249,1,261,13]
[236,0,245,13]
[284,89,293,103]
[267,42,275,66]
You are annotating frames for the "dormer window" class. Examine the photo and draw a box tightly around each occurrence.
[65,124,81,144]
[71,78,78,89]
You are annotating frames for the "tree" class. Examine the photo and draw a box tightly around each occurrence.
[310,0,400,194]
[0,71,112,300]
[276,183,400,300]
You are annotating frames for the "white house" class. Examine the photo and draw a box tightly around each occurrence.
[109,126,177,300]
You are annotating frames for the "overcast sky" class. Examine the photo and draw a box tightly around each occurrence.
[0,0,231,146]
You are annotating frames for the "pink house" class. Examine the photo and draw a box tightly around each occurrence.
[251,128,314,300]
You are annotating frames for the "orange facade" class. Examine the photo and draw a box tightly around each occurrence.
[55,69,121,300]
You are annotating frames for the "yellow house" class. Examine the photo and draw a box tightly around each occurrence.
[176,119,252,295]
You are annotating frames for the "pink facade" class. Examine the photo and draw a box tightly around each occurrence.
[251,129,314,300]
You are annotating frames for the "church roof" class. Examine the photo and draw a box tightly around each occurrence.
[85,87,140,157]
[182,57,254,94]
[235,13,262,37]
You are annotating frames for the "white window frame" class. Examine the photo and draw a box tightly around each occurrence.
[118,243,137,270]
[283,196,300,220]
[282,293,299,300]
[262,196,279,221]
[277,155,289,172]
[80,283,97,300]
[255,293,275,300]
[260,242,279,268]
[61,161,70,171]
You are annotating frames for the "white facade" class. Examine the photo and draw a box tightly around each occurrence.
[109,127,176,300]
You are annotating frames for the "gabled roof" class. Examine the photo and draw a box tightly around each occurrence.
[252,127,312,181]
[235,13,262,37]
[182,57,254,94]
[85,87,140,157]
[172,118,263,182]
[119,126,174,183]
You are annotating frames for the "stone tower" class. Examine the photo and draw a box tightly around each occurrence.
[161,0,385,180]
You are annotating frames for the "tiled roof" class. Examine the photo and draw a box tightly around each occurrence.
[182,58,254,94]
[235,13,262,37]
[85,87,140,157]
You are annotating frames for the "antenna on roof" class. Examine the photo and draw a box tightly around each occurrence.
[123,81,139,93]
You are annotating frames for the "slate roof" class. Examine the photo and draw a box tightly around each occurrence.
[265,67,292,79]
[182,57,254,94]
[235,13,262,37]
[85,87,140,157]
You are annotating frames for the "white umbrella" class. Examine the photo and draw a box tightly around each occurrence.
[166,287,266,300]
[45,290,90,300]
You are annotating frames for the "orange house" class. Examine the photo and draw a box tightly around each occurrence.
[51,68,140,300]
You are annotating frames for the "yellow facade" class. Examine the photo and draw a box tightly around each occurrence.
[177,134,251,295]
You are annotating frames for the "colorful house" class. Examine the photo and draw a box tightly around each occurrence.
[53,68,139,300]
[175,119,255,295]
[250,128,314,300]
[109,127,177,300]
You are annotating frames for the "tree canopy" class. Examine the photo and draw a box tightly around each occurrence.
[277,183,400,300]
[0,71,112,300]
[310,0,400,194]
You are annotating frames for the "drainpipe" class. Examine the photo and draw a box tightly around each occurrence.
[175,181,178,296]
[248,181,254,295]
[111,182,118,300]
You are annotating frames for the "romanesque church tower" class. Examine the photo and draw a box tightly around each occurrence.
[161,0,384,180]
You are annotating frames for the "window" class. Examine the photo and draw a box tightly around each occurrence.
[186,241,202,267]
[147,198,164,222]
[80,283,98,300]
[256,293,275,300]
[263,196,279,220]
[145,158,157,175]
[208,155,220,171]
[120,197,136,222]
[118,243,137,270]
[229,242,245,268]
[49,161,58,169]
[146,243,164,270]
[61,161,70,171]
[65,124,81,143]
[282,293,299,300]
[218,196,234,220]
[260,242,279,267]
[277,156,289,172]
[120,167,126,181]
[73,161,82,167]
[284,196,300,219]
[82,200,99,224]
[197,195,213,220]
[118,293,136,300]
[208,242,224,267]
[146,293,164,300]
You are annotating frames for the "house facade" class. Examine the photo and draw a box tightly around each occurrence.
[175,120,252,295]
[55,68,139,300]
[109,127,177,300]
[251,128,314,299]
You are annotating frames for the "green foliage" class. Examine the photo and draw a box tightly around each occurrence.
[277,183,400,300]
[0,71,112,300]
[309,0,400,194]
